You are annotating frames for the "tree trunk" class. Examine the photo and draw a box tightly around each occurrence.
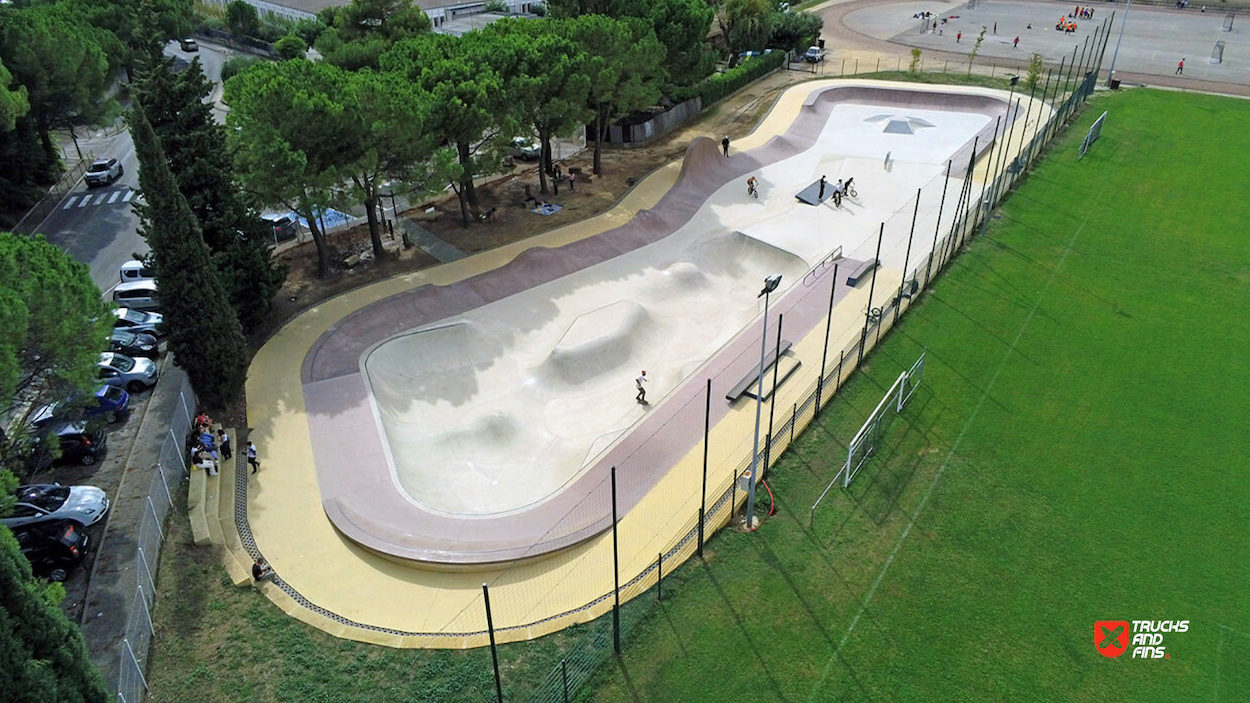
[538,132,550,195]
[593,108,603,176]
[364,193,385,260]
[457,141,480,216]
[455,185,470,227]
[303,210,331,278]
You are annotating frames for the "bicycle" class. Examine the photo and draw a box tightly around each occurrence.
[747,179,758,198]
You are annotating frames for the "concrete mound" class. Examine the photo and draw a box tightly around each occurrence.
[674,137,728,193]
[537,301,658,387]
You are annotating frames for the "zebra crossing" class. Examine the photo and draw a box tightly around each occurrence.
[62,188,138,210]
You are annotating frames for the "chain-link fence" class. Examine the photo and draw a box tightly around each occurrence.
[116,374,196,703]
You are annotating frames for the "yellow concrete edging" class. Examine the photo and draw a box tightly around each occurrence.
[242,79,1033,648]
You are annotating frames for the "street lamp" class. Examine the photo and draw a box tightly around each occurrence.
[746,273,783,529]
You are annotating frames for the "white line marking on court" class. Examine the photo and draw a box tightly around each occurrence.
[122,190,135,202]
[94,193,109,205]
[63,196,78,210]
[805,212,1091,703]
[108,190,122,204]
[78,195,92,208]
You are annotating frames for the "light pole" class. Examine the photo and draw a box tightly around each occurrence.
[1106,2,1130,85]
[746,274,782,529]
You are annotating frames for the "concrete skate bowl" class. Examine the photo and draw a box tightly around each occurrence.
[301,83,1017,567]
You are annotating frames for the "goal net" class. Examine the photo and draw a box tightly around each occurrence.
[1078,111,1107,159]
[810,352,926,518]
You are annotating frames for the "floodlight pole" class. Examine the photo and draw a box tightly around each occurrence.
[746,275,782,529]
[1106,2,1130,85]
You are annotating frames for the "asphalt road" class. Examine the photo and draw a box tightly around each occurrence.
[31,40,236,295]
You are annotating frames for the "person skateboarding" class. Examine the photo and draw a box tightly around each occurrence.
[636,370,649,404]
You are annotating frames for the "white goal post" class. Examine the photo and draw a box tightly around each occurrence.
[1079,111,1107,160]
[811,351,926,517]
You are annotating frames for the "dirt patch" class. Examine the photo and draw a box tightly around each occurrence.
[247,69,815,357]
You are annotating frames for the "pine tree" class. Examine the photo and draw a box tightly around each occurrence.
[135,58,285,332]
[0,527,108,703]
[129,102,249,407]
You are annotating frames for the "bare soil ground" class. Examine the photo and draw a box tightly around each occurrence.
[252,68,815,352]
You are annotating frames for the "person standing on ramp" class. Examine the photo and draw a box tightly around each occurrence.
[818,175,827,200]
[636,370,650,404]
[722,136,730,157]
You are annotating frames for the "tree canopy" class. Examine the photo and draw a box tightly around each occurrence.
[0,232,112,473]
[0,527,108,703]
[315,0,431,70]
[130,102,250,407]
[0,59,29,133]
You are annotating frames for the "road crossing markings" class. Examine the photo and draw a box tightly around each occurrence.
[63,196,78,210]
[122,190,135,203]
[108,190,123,204]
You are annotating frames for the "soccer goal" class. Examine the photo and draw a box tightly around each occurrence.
[1078,111,1107,160]
[810,351,926,518]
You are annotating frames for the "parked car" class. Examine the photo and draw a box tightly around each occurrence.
[260,214,300,244]
[14,520,91,582]
[179,37,198,52]
[112,280,160,312]
[119,259,155,284]
[23,423,110,471]
[112,308,165,337]
[31,386,130,429]
[804,46,827,63]
[97,352,158,393]
[509,136,541,161]
[109,330,160,359]
[84,157,123,187]
[2,485,110,531]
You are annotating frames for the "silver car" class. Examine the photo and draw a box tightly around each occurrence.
[1,484,110,530]
[112,308,165,337]
[97,352,159,393]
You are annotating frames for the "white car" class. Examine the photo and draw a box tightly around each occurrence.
[509,137,541,161]
[804,46,827,63]
[85,157,123,187]
[1,484,111,530]
[112,308,165,338]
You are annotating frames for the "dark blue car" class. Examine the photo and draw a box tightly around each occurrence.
[31,386,130,429]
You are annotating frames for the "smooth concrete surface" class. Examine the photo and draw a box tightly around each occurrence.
[244,79,1049,646]
[843,0,1250,84]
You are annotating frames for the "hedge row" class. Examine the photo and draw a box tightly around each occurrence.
[676,51,787,107]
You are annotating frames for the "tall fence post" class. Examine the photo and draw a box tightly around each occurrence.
[858,227,884,367]
[926,160,952,283]
[699,378,710,557]
[482,583,504,703]
[767,314,784,439]
[657,552,663,601]
[893,188,921,327]
[611,466,621,655]
[562,659,569,703]
[817,263,839,409]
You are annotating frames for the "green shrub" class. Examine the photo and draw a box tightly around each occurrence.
[530,1,547,16]
[220,55,261,83]
[484,0,510,12]
[694,50,785,107]
[274,34,307,60]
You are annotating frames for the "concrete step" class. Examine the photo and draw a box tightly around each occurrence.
[214,428,253,586]
[188,467,211,546]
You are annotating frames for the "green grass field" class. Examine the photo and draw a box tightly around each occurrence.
[585,88,1250,702]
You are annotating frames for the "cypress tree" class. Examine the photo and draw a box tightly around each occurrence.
[0,527,108,703]
[129,102,249,407]
[135,58,285,332]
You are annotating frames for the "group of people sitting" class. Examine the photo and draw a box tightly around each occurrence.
[190,412,231,477]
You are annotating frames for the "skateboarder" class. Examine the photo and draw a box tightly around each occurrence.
[1013,36,1020,49]
[636,370,649,403]
[721,136,730,157]
[1176,58,1184,75]
[818,175,827,200]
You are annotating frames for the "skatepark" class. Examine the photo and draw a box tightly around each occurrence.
[243,79,1052,646]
